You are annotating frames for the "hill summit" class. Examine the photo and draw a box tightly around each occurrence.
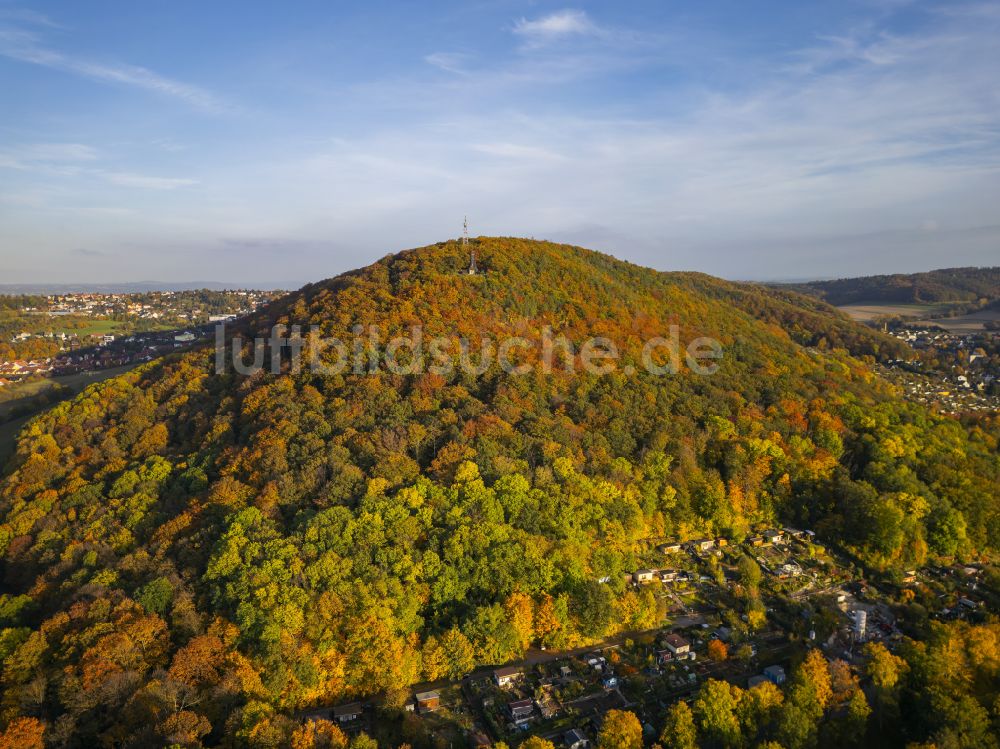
[0,238,995,743]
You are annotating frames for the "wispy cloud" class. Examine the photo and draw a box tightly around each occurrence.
[99,172,199,190]
[0,27,228,112]
[472,142,566,161]
[512,9,597,42]
[0,142,198,190]
[0,142,99,170]
[0,8,63,29]
[424,51,472,74]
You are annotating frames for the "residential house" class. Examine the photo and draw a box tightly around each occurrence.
[660,569,681,583]
[494,666,522,688]
[664,634,691,656]
[763,665,786,685]
[633,569,657,584]
[508,698,534,723]
[565,729,590,749]
[656,649,674,665]
[415,691,440,714]
[691,538,715,552]
[658,542,682,554]
[762,529,784,545]
[746,535,765,547]
[332,702,363,723]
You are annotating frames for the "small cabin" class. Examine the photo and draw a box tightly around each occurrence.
[332,702,363,723]
[494,666,522,688]
[415,691,440,714]
[763,665,786,685]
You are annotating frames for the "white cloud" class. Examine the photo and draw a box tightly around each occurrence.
[512,9,596,41]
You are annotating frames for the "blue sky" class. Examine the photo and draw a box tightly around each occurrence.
[1,0,998,286]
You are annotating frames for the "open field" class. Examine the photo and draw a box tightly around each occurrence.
[839,302,999,331]
[0,377,54,409]
[50,319,125,336]
[837,302,949,322]
[913,308,1000,333]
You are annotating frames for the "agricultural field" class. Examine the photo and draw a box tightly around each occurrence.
[837,302,948,323]
[913,307,1000,333]
[838,302,1000,332]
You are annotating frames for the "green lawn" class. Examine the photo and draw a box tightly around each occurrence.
[49,319,126,336]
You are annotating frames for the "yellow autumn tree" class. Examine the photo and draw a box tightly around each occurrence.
[505,592,535,651]
[599,710,643,749]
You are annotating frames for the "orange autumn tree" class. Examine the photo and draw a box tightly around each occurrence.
[707,638,729,662]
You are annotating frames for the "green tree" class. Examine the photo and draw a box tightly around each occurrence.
[660,701,698,749]
[572,580,615,639]
[695,679,744,748]
[440,628,476,679]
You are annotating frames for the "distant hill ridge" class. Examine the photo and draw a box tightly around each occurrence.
[783,266,1000,306]
[0,281,237,295]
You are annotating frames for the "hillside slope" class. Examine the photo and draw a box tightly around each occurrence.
[0,238,996,744]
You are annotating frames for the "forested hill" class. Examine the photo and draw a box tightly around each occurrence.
[784,266,1000,306]
[0,238,996,746]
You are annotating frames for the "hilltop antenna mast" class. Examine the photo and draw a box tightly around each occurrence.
[465,216,477,274]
